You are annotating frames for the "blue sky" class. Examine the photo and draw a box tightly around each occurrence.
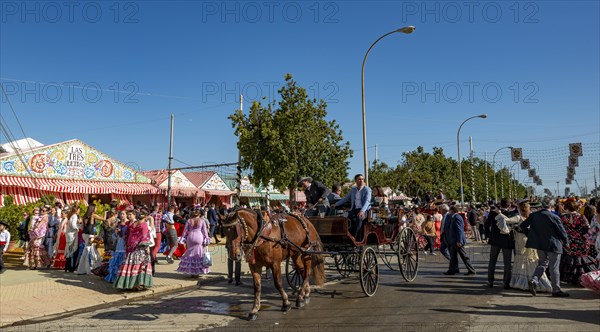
[1,1,599,195]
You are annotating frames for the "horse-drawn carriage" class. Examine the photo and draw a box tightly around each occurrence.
[285,204,420,296]
[220,205,420,320]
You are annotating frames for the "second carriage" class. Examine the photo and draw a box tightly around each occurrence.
[285,207,420,297]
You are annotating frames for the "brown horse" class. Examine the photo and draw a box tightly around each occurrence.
[220,208,325,320]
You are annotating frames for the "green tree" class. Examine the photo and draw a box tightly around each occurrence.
[229,74,353,199]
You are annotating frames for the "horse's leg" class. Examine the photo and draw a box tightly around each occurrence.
[248,265,262,321]
[293,255,307,308]
[270,261,291,312]
[303,256,312,304]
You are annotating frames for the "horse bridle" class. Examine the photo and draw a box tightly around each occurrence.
[221,210,265,260]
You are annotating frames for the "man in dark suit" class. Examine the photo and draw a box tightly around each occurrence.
[207,203,221,244]
[520,197,569,297]
[438,204,451,260]
[298,177,330,217]
[444,205,476,275]
[484,198,517,288]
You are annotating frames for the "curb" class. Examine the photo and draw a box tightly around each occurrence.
[1,274,228,328]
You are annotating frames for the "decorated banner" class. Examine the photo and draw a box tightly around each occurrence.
[569,143,583,157]
[201,173,232,191]
[0,139,150,183]
[565,187,570,197]
[567,166,576,177]
[544,188,552,196]
[511,147,523,161]
[568,156,579,168]
[521,159,530,170]
[528,169,536,177]
[566,178,572,185]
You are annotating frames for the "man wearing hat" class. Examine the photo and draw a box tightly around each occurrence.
[0,220,10,273]
[298,177,331,217]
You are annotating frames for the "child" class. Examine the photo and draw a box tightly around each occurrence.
[0,220,11,274]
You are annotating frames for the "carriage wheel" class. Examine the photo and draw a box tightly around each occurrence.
[398,228,419,282]
[334,253,356,278]
[285,257,303,292]
[359,246,379,297]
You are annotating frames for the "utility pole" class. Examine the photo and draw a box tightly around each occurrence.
[167,114,174,207]
[469,136,475,203]
[484,152,489,202]
[236,95,243,207]
[374,144,378,163]
[500,162,504,198]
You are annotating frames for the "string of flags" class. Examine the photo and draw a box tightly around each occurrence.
[511,147,543,186]
[565,143,583,186]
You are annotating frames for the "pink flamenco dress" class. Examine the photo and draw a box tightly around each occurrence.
[580,215,600,294]
[176,217,210,275]
[113,221,153,290]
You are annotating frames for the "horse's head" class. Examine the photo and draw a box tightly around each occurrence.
[220,208,259,262]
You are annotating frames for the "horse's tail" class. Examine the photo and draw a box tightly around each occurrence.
[311,232,326,286]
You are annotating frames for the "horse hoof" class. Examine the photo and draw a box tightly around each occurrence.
[304,297,310,304]
[248,313,258,321]
[296,300,305,308]
[282,304,292,312]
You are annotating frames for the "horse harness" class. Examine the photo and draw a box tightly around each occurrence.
[229,209,318,263]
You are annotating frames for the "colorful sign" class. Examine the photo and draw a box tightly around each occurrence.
[201,173,232,191]
[0,139,150,183]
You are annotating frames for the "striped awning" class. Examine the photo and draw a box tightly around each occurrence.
[0,176,162,195]
[1,186,39,205]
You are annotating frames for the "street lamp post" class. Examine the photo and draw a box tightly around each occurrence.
[457,114,487,207]
[362,26,415,184]
[492,146,513,203]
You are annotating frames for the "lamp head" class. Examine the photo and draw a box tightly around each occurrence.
[478,114,488,119]
[397,26,416,34]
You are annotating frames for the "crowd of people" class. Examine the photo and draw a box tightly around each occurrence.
[6,200,226,291]
[2,179,599,298]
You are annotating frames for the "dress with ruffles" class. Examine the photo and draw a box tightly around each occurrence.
[114,221,153,289]
[177,217,210,275]
[105,225,127,283]
[23,216,52,269]
[559,212,598,285]
[580,215,600,294]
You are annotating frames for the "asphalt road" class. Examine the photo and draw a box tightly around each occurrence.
[5,243,599,332]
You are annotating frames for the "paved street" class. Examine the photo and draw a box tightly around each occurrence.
[2,243,598,332]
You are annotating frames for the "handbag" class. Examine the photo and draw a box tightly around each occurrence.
[203,250,213,267]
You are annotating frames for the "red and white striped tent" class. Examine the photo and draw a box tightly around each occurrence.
[0,139,162,206]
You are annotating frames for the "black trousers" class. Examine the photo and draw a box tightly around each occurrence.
[0,244,5,270]
[65,251,79,272]
[448,244,476,273]
[423,235,435,253]
[488,245,513,286]
[228,258,241,282]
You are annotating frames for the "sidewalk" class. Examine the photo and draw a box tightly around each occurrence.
[0,244,249,328]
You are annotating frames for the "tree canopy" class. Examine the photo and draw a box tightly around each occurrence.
[229,74,352,192]
[369,146,529,202]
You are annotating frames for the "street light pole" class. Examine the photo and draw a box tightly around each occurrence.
[492,146,513,203]
[362,26,415,184]
[457,114,487,207]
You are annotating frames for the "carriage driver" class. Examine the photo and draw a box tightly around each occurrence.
[332,174,372,241]
[298,177,330,217]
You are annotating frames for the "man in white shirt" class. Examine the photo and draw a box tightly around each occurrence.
[333,174,372,240]
[0,220,11,273]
